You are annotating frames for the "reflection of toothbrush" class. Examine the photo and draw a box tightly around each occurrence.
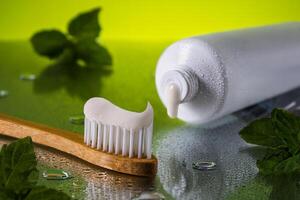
[0,98,157,176]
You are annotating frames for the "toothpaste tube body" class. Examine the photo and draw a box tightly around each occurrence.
[156,23,300,123]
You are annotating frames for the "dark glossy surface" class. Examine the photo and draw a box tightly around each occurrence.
[1,41,300,199]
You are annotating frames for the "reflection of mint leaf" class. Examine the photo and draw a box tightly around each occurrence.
[0,137,38,198]
[68,8,101,39]
[0,137,71,199]
[25,186,71,200]
[239,108,300,176]
[75,39,112,66]
[31,30,69,58]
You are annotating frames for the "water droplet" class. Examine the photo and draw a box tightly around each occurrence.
[192,161,216,171]
[0,90,8,98]
[19,73,36,81]
[42,169,72,180]
[132,191,165,200]
[69,115,84,125]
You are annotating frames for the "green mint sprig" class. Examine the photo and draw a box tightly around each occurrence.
[240,108,300,175]
[0,137,71,200]
[30,7,112,67]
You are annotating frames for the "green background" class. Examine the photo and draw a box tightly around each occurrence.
[0,0,299,41]
[1,1,300,199]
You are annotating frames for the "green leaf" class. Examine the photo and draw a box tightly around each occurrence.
[0,137,38,198]
[31,30,69,58]
[273,154,300,174]
[56,47,76,64]
[25,186,71,200]
[268,174,300,200]
[257,148,291,175]
[68,7,101,39]
[239,118,282,147]
[0,137,72,199]
[240,108,300,176]
[0,191,14,200]
[257,148,300,175]
[271,108,300,154]
[75,39,112,67]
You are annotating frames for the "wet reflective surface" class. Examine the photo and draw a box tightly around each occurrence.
[1,41,300,199]
[0,136,156,200]
[132,191,165,200]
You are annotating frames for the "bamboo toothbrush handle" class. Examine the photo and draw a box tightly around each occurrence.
[0,113,157,177]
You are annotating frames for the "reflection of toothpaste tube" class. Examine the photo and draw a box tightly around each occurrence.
[155,23,300,124]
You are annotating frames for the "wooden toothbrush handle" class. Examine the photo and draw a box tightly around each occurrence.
[0,113,157,177]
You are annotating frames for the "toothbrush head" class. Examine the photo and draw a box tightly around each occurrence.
[83,97,157,176]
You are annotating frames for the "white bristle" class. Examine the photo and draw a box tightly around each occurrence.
[108,125,114,153]
[129,129,134,158]
[122,128,128,156]
[134,131,139,156]
[84,113,153,159]
[97,123,103,150]
[115,127,121,155]
[103,125,108,151]
[91,122,97,148]
[86,120,91,146]
[84,118,88,143]
[142,127,146,155]
[146,123,153,159]
[137,129,143,158]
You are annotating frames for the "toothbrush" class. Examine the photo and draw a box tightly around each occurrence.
[0,98,157,176]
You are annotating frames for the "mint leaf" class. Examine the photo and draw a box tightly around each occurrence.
[268,174,300,200]
[56,48,76,64]
[25,186,71,200]
[31,30,69,58]
[257,148,291,175]
[0,137,38,198]
[68,8,101,39]
[271,109,300,154]
[75,39,112,66]
[258,150,300,176]
[273,154,300,174]
[31,7,112,69]
[239,118,282,147]
[0,137,72,199]
[240,108,300,176]
[0,191,13,200]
